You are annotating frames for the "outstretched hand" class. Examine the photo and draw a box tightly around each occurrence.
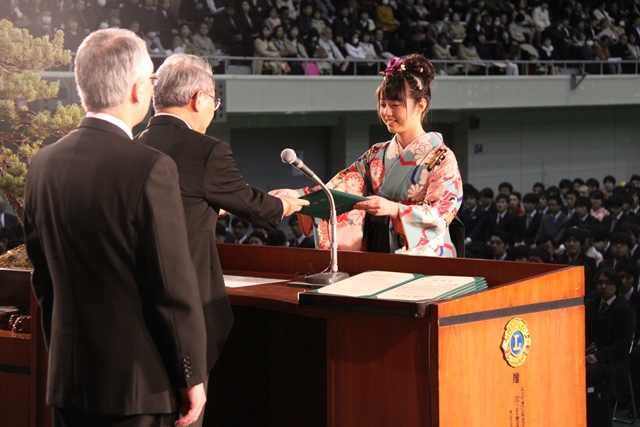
[354,195,400,219]
[175,383,206,427]
[269,188,301,198]
[278,195,310,217]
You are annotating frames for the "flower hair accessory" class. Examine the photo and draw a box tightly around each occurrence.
[380,57,405,76]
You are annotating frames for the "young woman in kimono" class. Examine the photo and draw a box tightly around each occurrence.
[277,54,463,256]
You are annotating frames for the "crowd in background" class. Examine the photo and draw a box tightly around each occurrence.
[4,0,640,74]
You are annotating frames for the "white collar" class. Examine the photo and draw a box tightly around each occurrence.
[86,112,133,139]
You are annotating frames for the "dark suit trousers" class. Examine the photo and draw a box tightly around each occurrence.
[54,408,178,427]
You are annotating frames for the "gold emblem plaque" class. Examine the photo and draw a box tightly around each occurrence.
[500,317,531,368]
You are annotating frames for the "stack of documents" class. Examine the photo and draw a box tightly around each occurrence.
[312,270,487,302]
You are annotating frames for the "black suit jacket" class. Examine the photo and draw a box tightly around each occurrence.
[516,211,541,246]
[486,211,518,243]
[24,118,207,415]
[585,295,636,393]
[458,206,486,243]
[136,115,284,370]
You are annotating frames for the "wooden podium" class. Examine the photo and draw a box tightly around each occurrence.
[207,244,586,427]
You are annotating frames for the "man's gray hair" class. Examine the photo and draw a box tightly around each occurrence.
[75,29,151,112]
[153,54,215,110]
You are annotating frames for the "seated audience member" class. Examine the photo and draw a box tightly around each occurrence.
[262,6,281,32]
[528,247,551,263]
[448,12,466,43]
[356,10,376,35]
[537,192,549,216]
[602,232,634,270]
[480,187,496,214]
[532,182,546,195]
[245,230,267,245]
[215,223,229,243]
[569,197,599,228]
[513,245,531,262]
[237,0,260,56]
[432,32,460,75]
[460,187,488,245]
[288,215,314,248]
[278,6,295,32]
[345,33,373,75]
[621,222,640,261]
[310,8,328,37]
[595,35,619,74]
[602,194,627,235]
[231,217,250,243]
[375,0,400,35]
[590,190,610,222]
[172,23,197,54]
[214,3,245,56]
[192,22,219,65]
[494,30,520,75]
[508,191,525,217]
[535,234,557,262]
[489,230,513,261]
[332,4,357,41]
[585,268,636,412]
[616,259,639,307]
[556,227,597,299]
[284,25,311,75]
[536,194,569,246]
[582,225,605,268]
[158,0,180,48]
[537,36,560,74]
[266,229,288,246]
[516,192,541,246]
[498,182,513,196]
[487,194,518,244]
[253,25,286,74]
[563,189,579,219]
[457,35,486,75]
[372,27,396,60]
[317,27,348,75]
[62,15,85,52]
[358,31,382,72]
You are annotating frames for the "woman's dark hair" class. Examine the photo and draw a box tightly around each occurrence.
[376,53,436,122]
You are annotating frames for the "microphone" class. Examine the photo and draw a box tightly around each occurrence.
[281,148,320,183]
[281,148,349,286]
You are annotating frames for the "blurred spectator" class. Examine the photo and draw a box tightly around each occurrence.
[263,5,281,31]
[179,0,207,24]
[531,0,550,45]
[172,23,197,54]
[375,0,399,35]
[494,29,519,75]
[602,194,627,235]
[314,0,336,24]
[245,230,267,245]
[30,8,55,38]
[570,197,599,228]
[509,191,525,216]
[597,18,618,43]
[297,1,313,37]
[62,14,85,52]
[448,11,466,43]
[238,0,261,56]
[332,4,357,40]
[288,216,315,247]
[317,26,348,74]
[357,10,376,34]
[372,27,396,58]
[266,229,288,246]
[457,35,486,75]
[193,22,219,65]
[591,189,610,222]
[537,194,569,246]
[432,32,460,75]
[120,0,144,30]
[490,230,513,261]
[214,3,245,56]
[345,32,375,74]
[516,192,541,246]
[158,0,180,48]
[310,7,327,35]
[537,36,559,74]
[528,247,551,263]
[284,25,310,74]
[253,25,290,74]
[278,6,295,32]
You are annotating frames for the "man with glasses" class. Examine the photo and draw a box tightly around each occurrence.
[135,53,308,426]
[24,30,207,427]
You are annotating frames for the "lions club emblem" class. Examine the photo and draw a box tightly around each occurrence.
[501,318,531,368]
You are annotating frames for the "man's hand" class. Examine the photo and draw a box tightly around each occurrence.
[278,195,309,217]
[586,354,598,365]
[175,383,206,427]
[354,196,399,219]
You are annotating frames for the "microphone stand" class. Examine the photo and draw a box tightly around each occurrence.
[303,180,349,286]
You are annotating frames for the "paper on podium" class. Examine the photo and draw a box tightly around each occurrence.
[299,189,368,219]
[374,275,484,301]
[316,270,419,297]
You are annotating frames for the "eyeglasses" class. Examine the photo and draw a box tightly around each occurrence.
[201,92,221,111]
[149,74,158,86]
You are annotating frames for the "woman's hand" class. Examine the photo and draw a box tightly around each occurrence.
[354,195,399,218]
[269,188,301,198]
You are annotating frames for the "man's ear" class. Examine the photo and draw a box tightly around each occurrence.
[192,91,204,112]
[131,80,143,105]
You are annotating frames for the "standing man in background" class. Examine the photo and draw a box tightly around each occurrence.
[24,29,207,427]
[135,53,308,426]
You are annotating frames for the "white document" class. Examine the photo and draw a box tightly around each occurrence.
[224,275,286,288]
[375,275,475,301]
[316,270,417,297]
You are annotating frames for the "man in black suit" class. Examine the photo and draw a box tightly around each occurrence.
[555,227,597,299]
[586,268,635,405]
[23,29,207,427]
[135,54,308,424]
[602,194,627,235]
[568,197,599,228]
[516,192,541,246]
[536,193,569,246]
[288,215,314,248]
[459,188,487,245]
[486,194,518,244]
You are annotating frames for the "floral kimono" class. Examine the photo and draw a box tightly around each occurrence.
[302,132,463,257]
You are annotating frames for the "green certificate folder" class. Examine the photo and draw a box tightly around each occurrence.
[299,189,368,219]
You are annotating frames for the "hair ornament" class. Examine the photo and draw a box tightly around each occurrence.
[380,57,404,77]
